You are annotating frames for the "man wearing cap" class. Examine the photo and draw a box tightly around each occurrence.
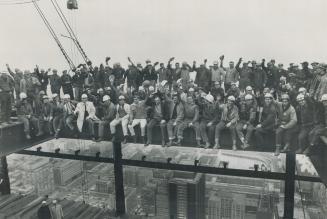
[128,95,147,143]
[307,94,327,154]
[15,92,39,139]
[315,63,327,101]
[62,94,77,133]
[274,94,298,155]
[72,69,86,101]
[214,96,239,150]
[61,70,74,100]
[37,201,52,219]
[112,62,126,86]
[226,82,240,99]
[0,72,13,125]
[236,94,257,149]
[193,60,211,92]
[236,58,252,91]
[254,93,278,148]
[74,94,98,138]
[49,69,62,96]
[251,60,267,92]
[142,60,159,87]
[51,199,63,219]
[176,95,201,146]
[6,64,23,99]
[165,94,184,146]
[110,95,130,143]
[157,62,171,83]
[35,66,50,93]
[211,60,225,87]
[97,95,116,142]
[145,94,169,146]
[221,56,239,92]
[40,95,54,135]
[167,57,181,83]
[295,94,314,153]
[51,94,64,138]
[199,93,222,148]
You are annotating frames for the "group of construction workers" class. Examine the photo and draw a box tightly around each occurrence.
[1,55,327,156]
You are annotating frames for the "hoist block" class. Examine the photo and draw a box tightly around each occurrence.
[67,0,78,10]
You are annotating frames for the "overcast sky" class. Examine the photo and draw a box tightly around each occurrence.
[0,0,326,71]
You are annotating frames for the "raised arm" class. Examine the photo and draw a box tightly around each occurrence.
[6,64,15,77]
[236,58,242,72]
[167,57,175,69]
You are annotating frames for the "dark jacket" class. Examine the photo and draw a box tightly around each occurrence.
[296,99,314,127]
[261,102,278,130]
[37,205,52,219]
[15,100,33,116]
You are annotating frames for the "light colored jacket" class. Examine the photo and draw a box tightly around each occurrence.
[51,204,64,219]
[74,101,98,132]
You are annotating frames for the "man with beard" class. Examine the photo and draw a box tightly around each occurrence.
[214,96,239,150]
[274,94,297,156]
[236,94,257,149]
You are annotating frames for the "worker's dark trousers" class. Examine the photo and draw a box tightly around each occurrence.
[0,91,11,123]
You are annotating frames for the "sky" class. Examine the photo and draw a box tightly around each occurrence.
[0,0,327,72]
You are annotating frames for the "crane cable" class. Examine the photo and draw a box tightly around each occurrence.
[49,0,90,65]
[32,0,75,70]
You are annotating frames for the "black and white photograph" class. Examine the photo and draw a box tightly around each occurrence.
[0,0,327,218]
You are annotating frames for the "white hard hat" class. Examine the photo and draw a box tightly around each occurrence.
[139,86,145,91]
[213,61,219,65]
[81,94,88,99]
[296,94,305,101]
[19,92,27,99]
[244,94,253,100]
[246,86,253,91]
[281,94,290,100]
[188,87,195,92]
[97,88,104,93]
[103,95,110,102]
[205,94,214,103]
[118,95,125,100]
[63,94,70,99]
[42,95,49,99]
[149,86,155,92]
[321,94,327,101]
[264,93,273,99]
[42,201,47,204]
[280,76,286,81]
[52,93,58,98]
[298,87,306,93]
[227,96,236,102]
[176,79,182,84]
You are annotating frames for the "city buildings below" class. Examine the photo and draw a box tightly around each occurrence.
[53,160,83,186]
